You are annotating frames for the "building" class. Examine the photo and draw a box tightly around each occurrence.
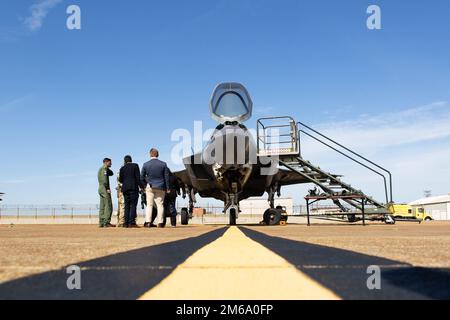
[409,194,450,221]
[239,198,294,215]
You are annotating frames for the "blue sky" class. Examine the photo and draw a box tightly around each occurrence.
[1,0,450,206]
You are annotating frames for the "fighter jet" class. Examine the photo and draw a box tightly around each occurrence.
[174,82,308,225]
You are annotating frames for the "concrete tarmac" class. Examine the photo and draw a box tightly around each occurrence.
[0,222,449,300]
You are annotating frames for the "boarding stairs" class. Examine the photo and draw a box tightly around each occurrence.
[256,117,393,216]
[279,156,386,211]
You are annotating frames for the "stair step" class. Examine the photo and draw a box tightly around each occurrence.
[279,159,387,209]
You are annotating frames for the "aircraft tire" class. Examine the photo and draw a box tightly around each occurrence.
[229,208,237,226]
[276,206,288,222]
[181,208,189,225]
[263,208,282,225]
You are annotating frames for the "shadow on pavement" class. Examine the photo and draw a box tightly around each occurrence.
[0,227,227,300]
[241,227,450,300]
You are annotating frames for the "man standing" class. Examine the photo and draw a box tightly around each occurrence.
[98,158,114,228]
[116,162,126,227]
[141,148,170,228]
[119,155,142,228]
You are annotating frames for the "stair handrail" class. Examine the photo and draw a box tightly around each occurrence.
[298,121,393,204]
[257,116,299,156]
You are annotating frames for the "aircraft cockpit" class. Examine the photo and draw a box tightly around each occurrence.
[209,82,253,123]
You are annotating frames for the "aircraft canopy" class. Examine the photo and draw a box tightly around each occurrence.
[210,82,253,123]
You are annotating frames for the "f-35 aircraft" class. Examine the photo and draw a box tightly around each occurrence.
[174,82,308,225]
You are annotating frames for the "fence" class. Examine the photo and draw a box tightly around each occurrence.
[0,205,100,224]
[0,203,346,224]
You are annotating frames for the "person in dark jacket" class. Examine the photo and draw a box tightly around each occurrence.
[140,148,170,228]
[163,169,180,227]
[119,155,142,228]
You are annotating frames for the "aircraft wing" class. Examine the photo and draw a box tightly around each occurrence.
[173,168,218,203]
[174,167,310,188]
[173,169,192,187]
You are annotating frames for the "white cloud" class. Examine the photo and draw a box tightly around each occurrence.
[293,101,450,203]
[23,0,62,32]
[0,95,31,113]
[302,101,450,155]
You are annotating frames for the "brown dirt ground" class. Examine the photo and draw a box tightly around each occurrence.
[246,221,450,268]
[0,222,449,284]
[0,224,221,283]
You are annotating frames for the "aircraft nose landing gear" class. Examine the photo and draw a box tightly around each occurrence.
[223,192,240,226]
[229,208,237,226]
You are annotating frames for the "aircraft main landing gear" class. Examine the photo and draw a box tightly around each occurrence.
[262,206,288,226]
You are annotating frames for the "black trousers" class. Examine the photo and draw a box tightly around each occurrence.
[167,197,177,226]
[124,190,139,225]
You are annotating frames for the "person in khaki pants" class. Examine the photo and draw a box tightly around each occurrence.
[116,164,126,227]
[140,148,170,228]
[145,187,165,227]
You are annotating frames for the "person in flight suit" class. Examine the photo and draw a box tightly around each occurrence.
[98,158,114,228]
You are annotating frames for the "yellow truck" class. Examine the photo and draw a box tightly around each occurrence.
[388,204,433,221]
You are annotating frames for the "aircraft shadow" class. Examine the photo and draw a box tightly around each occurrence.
[241,227,450,300]
[0,228,227,300]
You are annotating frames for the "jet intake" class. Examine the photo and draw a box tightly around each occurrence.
[203,124,257,168]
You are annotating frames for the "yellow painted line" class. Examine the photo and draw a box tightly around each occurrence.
[139,227,340,300]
